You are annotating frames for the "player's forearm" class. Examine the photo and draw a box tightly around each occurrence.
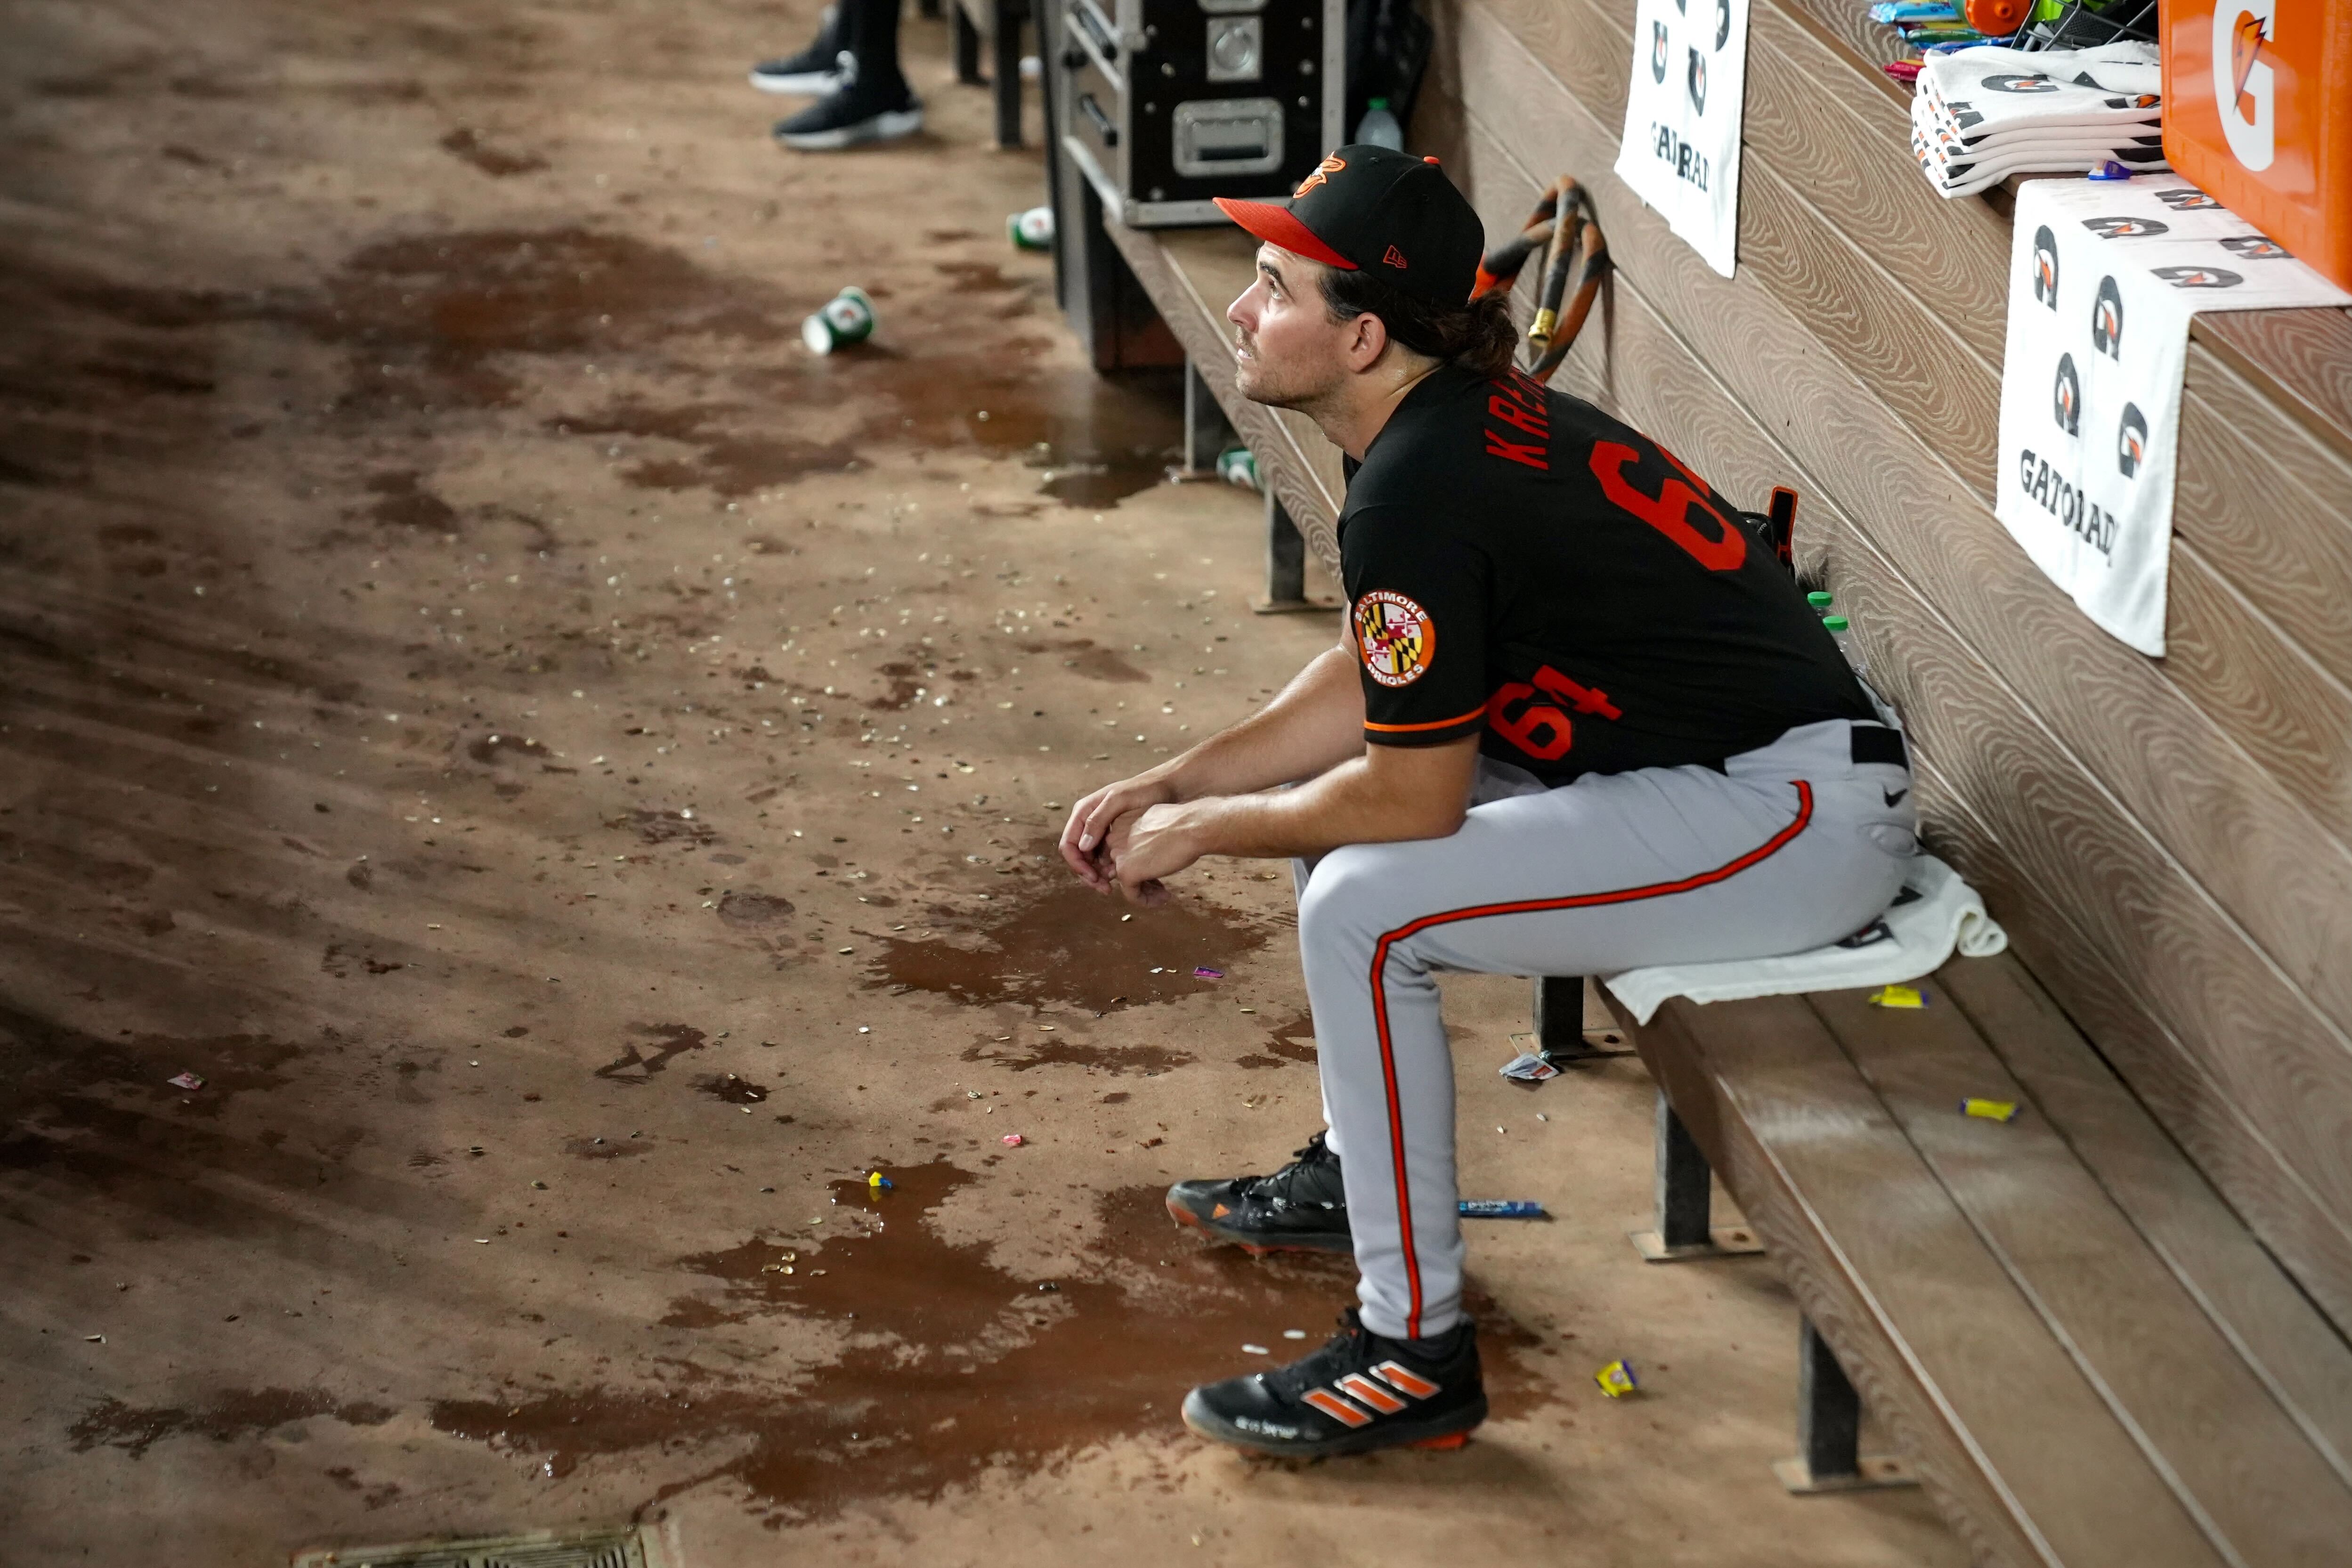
[1155,644,1367,802]
[1179,751,1469,860]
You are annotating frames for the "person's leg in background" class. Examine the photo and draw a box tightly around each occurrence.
[774,0,925,150]
[750,3,846,95]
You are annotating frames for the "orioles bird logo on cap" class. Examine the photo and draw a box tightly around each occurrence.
[1293,154,1345,200]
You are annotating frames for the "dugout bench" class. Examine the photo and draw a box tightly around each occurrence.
[1045,0,2352,1553]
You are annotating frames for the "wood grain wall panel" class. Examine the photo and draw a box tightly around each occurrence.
[1770,0,1919,86]
[2194,309,2352,465]
[1446,0,2352,1031]
[1742,6,2009,367]
[1445,94,2352,1323]
[2175,344,2352,687]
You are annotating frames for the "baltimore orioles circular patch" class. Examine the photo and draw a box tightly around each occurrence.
[1353,590,1436,687]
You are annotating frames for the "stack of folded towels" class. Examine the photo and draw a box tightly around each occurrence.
[1910,41,2166,198]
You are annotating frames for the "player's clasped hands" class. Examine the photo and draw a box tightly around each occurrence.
[1058,771,1201,907]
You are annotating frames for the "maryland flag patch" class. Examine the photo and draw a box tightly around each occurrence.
[1353,590,1436,687]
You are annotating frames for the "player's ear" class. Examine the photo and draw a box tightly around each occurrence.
[1346,309,1390,371]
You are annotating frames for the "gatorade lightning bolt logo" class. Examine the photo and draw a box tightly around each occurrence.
[2091,276,2124,357]
[1293,154,1346,199]
[1353,591,1436,687]
[1687,48,1709,113]
[2053,353,2082,437]
[1714,0,1731,49]
[2118,403,2148,478]
[2156,187,2222,210]
[2152,264,2245,288]
[2083,216,2168,238]
[1981,73,2062,93]
[2219,234,2291,259]
[2031,226,2060,307]
[1652,21,1669,83]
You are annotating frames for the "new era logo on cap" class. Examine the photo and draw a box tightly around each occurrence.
[1215,145,1484,307]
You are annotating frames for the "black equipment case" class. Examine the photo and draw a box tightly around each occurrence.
[1053,0,1347,227]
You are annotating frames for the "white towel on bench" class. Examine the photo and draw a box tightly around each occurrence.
[1602,854,2007,1024]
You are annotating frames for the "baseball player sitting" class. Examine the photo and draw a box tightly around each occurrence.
[1056,146,1917,1459]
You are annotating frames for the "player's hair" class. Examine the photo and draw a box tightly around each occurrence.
[1317,268,1519,378]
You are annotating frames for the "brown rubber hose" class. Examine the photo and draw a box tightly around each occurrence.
[1471,177,1612,384]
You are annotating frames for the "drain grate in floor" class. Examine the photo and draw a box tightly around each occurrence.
[292,1527,666,1568]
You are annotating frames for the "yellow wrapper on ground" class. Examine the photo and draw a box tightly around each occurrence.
[1869,983,1926,1008]
[1595,1359,1639,1397]
[1962,1097,2020,1122]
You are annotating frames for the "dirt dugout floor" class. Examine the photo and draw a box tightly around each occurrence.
[0,0,1962,1561]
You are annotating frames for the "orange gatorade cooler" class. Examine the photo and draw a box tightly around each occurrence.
[2161,0,2352,289]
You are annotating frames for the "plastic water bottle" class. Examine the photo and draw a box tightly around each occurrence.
[1823,614,1865,677]
[1355,97,1404,151]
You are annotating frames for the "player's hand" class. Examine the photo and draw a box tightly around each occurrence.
[1059,772,1178,892]
[1104,802,1202,907]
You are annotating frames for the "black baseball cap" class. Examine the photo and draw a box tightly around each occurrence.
[1214,145,1485,308]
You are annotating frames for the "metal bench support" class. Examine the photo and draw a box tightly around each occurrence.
[1183,361,1233,476]
[991,0,1027,148]
[1774,1318,1918,1494]
[1262,492,1307,608]
[1533,975,1635,1063]
[953,2,983,83]
[1630,1091,1766,1262]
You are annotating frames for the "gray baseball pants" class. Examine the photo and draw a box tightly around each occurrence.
[1293,717,1917,1341]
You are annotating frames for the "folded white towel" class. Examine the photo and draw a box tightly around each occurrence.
[1602,854,2007,1024]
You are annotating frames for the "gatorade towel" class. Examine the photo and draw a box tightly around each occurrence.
[1993,177,2352,655]
[1614,0,1751,277]
[1912,43,2165,197]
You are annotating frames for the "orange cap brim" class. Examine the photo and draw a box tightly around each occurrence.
[1211,197,1356,271]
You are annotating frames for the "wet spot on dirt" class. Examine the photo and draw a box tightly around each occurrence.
[466,732,550,764]
[716,890,794,927]
[70,1390,394,1459]
[866,661,922,711]
[933,261,1023,295]
[431,1162,1553,1523]
[866,859,1268,1015]
[592,1023,707,1084]
[696,1072,769,1105]
[1018,638,1148,683]
[1262,1011,1317,1063]
[321,942,407,977]
[319,227,789,410]
[622,808,715,845]
[0,1008,304,1133]
[554,399,859,495]
[962,1032,1193,1076]
[438,127,548,178]
[362,470,459,532]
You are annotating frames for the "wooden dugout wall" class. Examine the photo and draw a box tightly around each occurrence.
[1396,0,2352,1334]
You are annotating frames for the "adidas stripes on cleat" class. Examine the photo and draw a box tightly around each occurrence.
[1166,1130,1351,1254]
[1182,1309,1487,1458]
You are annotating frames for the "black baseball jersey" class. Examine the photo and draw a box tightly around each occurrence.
[1339,363,1873,784]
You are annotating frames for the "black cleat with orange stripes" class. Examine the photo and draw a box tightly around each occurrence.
[1182,1309,1486,1458]
[1166,1132,1351,1255]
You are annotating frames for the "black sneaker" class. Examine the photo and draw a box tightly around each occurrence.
[1182,1309,1486,1457]
[1166,1131,1349,1255]
[750,7,846,94]
[772,72,924,151]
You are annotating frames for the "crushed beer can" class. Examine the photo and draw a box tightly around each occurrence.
[1215,445,1259,491]
[802,285,877,355]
